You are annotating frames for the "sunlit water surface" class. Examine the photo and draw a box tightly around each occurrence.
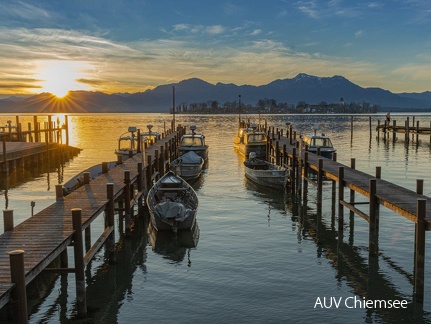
[1,113,431,323]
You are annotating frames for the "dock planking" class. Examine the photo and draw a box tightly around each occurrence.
[0,129,180,312]
[271,134,431,229]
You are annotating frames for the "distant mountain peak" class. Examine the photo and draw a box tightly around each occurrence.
[294,73,316,79]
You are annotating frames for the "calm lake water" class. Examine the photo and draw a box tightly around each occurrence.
[1,113,431,323]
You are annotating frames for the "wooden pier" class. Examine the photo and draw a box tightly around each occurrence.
[0,125,185,322]
[376,116,431,143]
[1,115,79,182]
[265,124,430,304]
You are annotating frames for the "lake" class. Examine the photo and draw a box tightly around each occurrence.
[1,113,431,323]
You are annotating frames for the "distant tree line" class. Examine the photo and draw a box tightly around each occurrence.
[173,97,380,114]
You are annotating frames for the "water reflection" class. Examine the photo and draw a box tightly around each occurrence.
[293,190,430,323]
[147,222,200,265]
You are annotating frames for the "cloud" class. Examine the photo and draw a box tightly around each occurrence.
[355,30,364,38]
[251,29,262,36]
[0,1,51,21]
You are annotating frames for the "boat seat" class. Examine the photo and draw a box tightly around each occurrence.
[163,192,177,201]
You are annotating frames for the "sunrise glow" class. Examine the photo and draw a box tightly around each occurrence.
[37,61,91,98]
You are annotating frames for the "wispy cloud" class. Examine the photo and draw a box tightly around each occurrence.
[0,1,51,21]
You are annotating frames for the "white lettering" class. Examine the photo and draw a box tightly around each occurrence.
[345,297,354,308]
[314,297,323,308]
[332,297,343,308]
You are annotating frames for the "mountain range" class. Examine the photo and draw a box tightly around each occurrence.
[1,73,431,113]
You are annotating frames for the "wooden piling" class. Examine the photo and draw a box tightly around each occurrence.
[416,179,424,195]
[72,208,87,317]
[55,184,63,201]
[9,250,28,324]
[369,179,379,256]
[106,183,116,263]
[350,159,356,218]
[317,159,323,205]
[414,199,426,303]
[124,171,131,237]
[375,167,381,179]
[3,210,14,232]
[338,167,344,236]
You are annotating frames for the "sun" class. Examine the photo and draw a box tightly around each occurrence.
[37,60,90,98]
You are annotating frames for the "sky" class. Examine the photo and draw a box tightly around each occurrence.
[1,0,431,97]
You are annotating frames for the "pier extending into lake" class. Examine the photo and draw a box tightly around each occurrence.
[264,123,430,304]
[0,125,185,322]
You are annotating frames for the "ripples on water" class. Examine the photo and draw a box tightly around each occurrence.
[1,113,431,323]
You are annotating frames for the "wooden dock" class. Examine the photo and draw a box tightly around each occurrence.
[0,126,185,321]
[264,124,430,303]
[376,116,431,143]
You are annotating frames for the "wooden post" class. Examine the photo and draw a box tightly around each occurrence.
[369,179,379,256]
[124,170,131,237]
[102,162,109,173]
[350,159,356,218]
[33,116,39,142]
[416,120,420,144]
[369,116,372,138]
[377,119,380,139]
[375,166,381,179]
[275,141,280,165]
[64,115,69,146]
[303,151,309,196]
[83,172,90,184]
[72,208,87,317]
[406,117,410,142]
[48,116,53,143]
[137,162,144,216]
[146,155,152,190]
[414,199,426,303]
[416,179,424,195]
[106,183,116,263]
[350,115,353,144]
[338,167,344,236]
[137,129,141,153]
[317,159,323,205]
[3,210,14,232]
[291,147,296,194]
[55,184,63,200]
[283,144,287,166]
[392,120,397,143]
[9,250,28,323]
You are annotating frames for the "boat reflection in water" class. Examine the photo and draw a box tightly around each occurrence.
[243,177,289,217]
[147,222,200,265]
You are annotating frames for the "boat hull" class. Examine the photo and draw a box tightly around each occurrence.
[236,143,267,159]
[170,163,203,181]
[149,211,197,231]
[244,161,288,190]
[146,171,199,232]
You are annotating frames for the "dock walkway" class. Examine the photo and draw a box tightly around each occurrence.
[0,129,181,312]
[271,134,431,228]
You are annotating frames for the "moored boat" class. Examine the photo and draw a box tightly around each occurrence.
[234,124,267,158]
[302,132,336,159]
[170,151,204,181]
[115,125,161,160]
[115,126,140,160]
[179,125,209,161]
[146,171,198,232]
[243,153,289,190]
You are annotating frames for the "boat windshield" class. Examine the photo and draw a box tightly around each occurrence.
[119,137,136,150]
[247,133,266,143]
[312,138,333,148]
[181,137,203,146]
